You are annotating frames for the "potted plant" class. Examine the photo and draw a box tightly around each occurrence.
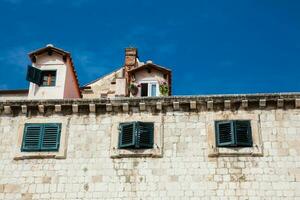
[128,83,138,96]
[159,81,169,96]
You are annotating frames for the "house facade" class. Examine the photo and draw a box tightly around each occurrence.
[0,45,299,200]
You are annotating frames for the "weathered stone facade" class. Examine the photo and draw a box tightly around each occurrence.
[0,94,300,199]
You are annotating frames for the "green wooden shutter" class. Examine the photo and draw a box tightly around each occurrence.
[26,65,42,85]
[137,122,154,148]
[235,121,252,147]
[41,123,61,151]
[21,124,43,152]
[119,122,136,148]
[215,121,235,147]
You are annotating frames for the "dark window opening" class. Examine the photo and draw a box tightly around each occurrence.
[141,83,148,96]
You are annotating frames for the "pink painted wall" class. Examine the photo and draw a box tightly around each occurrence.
[63,58,81,99]
[28,53,66,99]
[132,68,166,97]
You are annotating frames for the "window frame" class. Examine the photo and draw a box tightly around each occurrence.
[14,118,68,160]
[215,120,253,147]
[21,123,61,152]
[140,81,159,97]
[118,121,154,150]
[40,70,57,87]
[207,113,263,157]
[110,115,163,158]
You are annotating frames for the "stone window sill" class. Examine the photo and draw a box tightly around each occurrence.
[14,118,68,160]
[208,145,263,157]
[14,151,66,160]
[110,147,162,158]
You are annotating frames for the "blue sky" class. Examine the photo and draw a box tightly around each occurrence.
[0,0,300,95]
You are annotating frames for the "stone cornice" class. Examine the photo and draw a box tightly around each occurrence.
[1,93,300,115]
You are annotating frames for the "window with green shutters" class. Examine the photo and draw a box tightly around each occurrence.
[21,123,61,152]
[26,65,43,86]
[119,122,154,149]
[215,120,252,147]
[26,66,57,87]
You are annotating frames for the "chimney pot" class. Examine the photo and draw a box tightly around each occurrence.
[146,60,153,64]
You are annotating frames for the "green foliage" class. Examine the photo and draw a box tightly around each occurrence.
[159,81,169,96]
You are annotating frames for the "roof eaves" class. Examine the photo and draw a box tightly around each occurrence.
[128,63,171,73]
[28,46,70,57]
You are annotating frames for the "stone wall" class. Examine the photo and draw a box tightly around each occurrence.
[82,68,123,99]
[0,93,28,101]
[0,94,300,199]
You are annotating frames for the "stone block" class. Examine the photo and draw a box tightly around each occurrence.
[92,176,103,183]
[3,106,11,114]
[21,193,33,200]
[38,105,44,113]
[173,102,180,110]
[4,184,20,193]
[89,104,96,113]
[106,104,112,112]
[241,100,248,108]
[139,102,146,111]
[55,105,61,113]
[296,99,300,108]
[122,103,129,112]
[42,176,51,184]
[224,100,231,109]
[72,104,78,113]
[259,99,266,107]
[21,105,27,114]
[277,99,284,108]
[156,102,162,110]
[207,101,213,110]
[190,101,197,110]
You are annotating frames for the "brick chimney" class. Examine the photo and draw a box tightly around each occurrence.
[124,48,138,94]
[125,47,138,71]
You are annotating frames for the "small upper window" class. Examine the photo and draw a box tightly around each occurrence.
[119,122,154,149]
[41,71,56,86]
[215,120,252,147]
[21,123,61,152]
[141,82,158,97]
[26,65,56,86]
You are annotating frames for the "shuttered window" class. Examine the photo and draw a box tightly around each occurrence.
[215,120,252,147]
[26,66,56,86]
[21,123,61,152]
[119,122,154,149]
[26,65,43,85]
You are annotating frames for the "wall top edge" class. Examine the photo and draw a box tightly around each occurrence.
[1,92,300,106]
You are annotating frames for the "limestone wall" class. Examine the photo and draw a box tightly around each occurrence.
[82,68,123,98]
[0,95,300,199]
[0,93,28,101]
